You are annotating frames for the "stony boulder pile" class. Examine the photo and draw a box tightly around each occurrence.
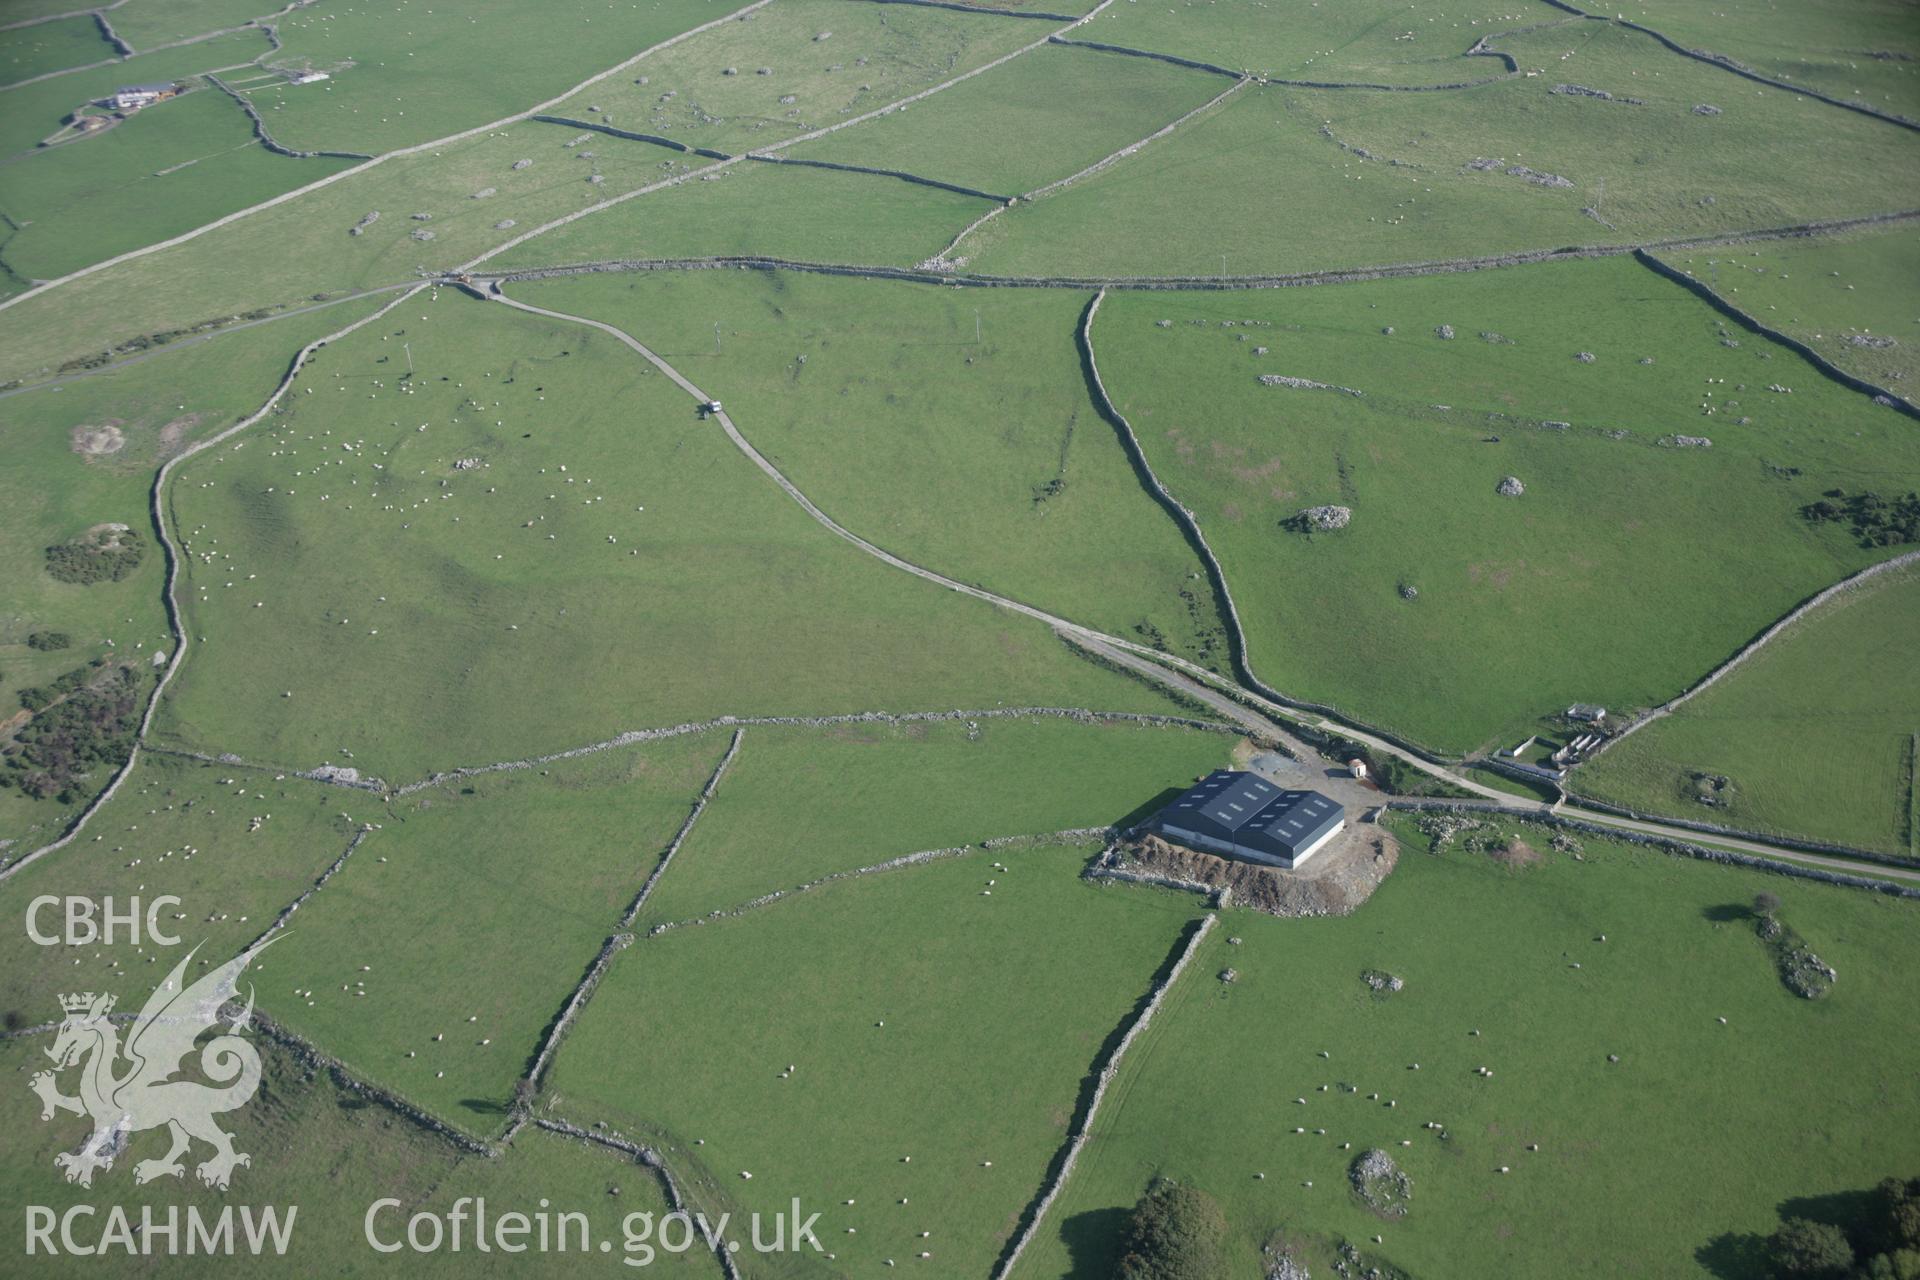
[1508,165,1574,189]
[1349,1149,1413,1218]
[1259,374,1362,396]
[1291,504,1352,532]
[1435,324,1456,339]
[1361,968,1403,994]
[1693,103,1722,115]
[1496,475,1525,497]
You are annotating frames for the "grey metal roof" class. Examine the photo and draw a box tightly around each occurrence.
[1161,770,1276,832]
[1158,771,1343,854]
[1241,789,1343,852]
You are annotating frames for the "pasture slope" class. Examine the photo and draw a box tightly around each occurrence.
[149,287,1190,782]
[1578,561,1920,858]
[549,841,1206,1279]
[509,269,1233,669]
[1651,221,1920,396]
[0,294,393,852]
[967,22,1920,278]
[1090,254,1920,754]
[635,714,1237,927]
[1011,815,1920,1279]
[2,1,1919,1277]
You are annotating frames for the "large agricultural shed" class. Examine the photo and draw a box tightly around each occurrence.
[1152,770,1346,868]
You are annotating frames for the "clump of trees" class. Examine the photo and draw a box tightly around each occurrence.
[1801,490,1920,548]
[1116,1179,1228,1280]
[2,664,142,804]
[25,631,71,651]
[45,528,145,584]
[1766,1175,1920,1278]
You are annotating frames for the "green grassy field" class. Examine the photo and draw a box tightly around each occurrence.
[1013,814,1920,1278]
[0,296,392,848]
[1577,563,1920,856]
[639,715,1235,927]
[793,43,1226,195]
[0,119,700,385]
[235,0,739,155]
[262,730,728,1125]
[107,0,293,50]
[0,87,357,281]
[1068,0,1563,85]
[1090,255,1920,753]
[0,14,114,88]
[541,0,1038,158]
[0,28,271,159]
[488,157,992,268]
[551,840,1204,1279]
[0,751,387,1028]
[1652,223,1920,395]
[1615,0,1920,117]
[510,270,1229,664]
[0,292,390,670]
[2,5,1917,1275]
[968,23,1920,278]
[150,288,1186,783]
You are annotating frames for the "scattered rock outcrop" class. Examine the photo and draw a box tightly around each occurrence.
[1259,374,1362,396]
[1361,968,1404,994]
[1289,504,1353,532]
[1496,475,1525,497]
[1509,165,1574,189]
[1350,1149,1413,1218]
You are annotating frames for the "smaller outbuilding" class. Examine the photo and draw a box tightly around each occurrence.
[111,82,178,111]
[1566,703,1608,723]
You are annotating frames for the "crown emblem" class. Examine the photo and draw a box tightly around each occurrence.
[58,992,113,1015]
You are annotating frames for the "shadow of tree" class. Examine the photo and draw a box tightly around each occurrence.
[1059,1206,1130,1279]
[1695,1231,1770,1280]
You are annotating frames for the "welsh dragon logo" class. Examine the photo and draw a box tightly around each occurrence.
[31,940,270,1190]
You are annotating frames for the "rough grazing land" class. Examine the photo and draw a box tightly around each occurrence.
[2,1,1918,1273]
[151,290,1185,781]
[1017,816,1920,1279]
[1580,562,1920,856]
[1093,256,1920,752]
[639,715,1235,926]
[551,842,1203,1279]
[512,269,1230,667]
